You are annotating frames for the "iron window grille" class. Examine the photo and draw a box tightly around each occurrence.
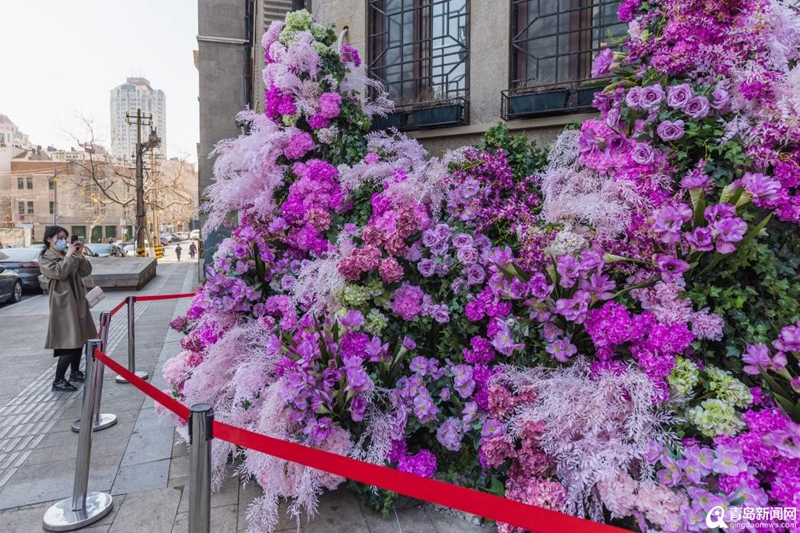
[503,0,625,120]
[368,0,470,130]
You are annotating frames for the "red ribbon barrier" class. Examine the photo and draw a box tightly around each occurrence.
[94,346,625,533]
[135,293,196,302]
[93,348,190,421]
[108,300,127,317]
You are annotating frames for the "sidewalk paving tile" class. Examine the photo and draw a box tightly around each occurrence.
[111,458,170,495]
[172,504,238,533]
[107,487,181,533]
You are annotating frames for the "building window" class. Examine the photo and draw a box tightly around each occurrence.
[27,201,34,215]
[503,0,626,120]
[26,177,33,190]
[49,201,54,215]
[18,202,24,215]
[17,177,23,190]
[49,178,55,190]
[368,0,470,130]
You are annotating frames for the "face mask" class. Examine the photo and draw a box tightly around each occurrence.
[53,239,67,252]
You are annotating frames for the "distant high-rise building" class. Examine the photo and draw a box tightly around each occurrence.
[110,77,166,164]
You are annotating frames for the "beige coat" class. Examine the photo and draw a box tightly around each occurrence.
[39,250,98,350]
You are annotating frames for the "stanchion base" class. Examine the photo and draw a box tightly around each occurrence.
[71,414,118,433]
[115,370,149,383]
[42,492,113,531]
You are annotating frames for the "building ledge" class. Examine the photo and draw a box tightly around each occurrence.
[406,112,597,141]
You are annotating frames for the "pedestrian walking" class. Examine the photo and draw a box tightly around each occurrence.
[39,226,97,392]
[189,242,197,259]
[175,243,182,262]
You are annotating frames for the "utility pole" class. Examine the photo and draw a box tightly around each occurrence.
[52,175,58,225]
[126,109,160,257]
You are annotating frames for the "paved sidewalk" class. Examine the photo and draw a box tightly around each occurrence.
[0,261,491,532]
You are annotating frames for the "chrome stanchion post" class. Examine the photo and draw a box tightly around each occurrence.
[72,314,117,433]
[116,296,149,383]
[189,404,213,533]
[43,340,113,531]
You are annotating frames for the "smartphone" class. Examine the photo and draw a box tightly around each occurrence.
[70,235,79,243]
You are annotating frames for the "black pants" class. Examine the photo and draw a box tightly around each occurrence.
[54,347,82,382]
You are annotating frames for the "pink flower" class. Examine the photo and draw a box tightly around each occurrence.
[318,92,342,119]
[391,283,425,321]
[591,48,615,78]
[378,257,404,283]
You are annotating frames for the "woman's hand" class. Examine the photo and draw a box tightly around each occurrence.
[65,242,79,258]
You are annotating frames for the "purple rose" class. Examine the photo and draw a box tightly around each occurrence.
[466,264,486,285]
[625,87,643,109]
[591,48,615,78]
[456,247,478,265]
[710,87,731,110]
[432,305,450,324]
[632,142,656,165]
[657,119,686,141]
[433,223,452,241]
[422,229,439,248]
[640,84,665,109]
[666,84,693,110]
[684,95,710,119]
[452,233,474,249]
[418,258,436,277]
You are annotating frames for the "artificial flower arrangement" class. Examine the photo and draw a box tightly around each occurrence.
[163,3,800,532]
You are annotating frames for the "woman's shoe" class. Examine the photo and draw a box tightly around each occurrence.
[52,379,78,392]
[68,370,85,383]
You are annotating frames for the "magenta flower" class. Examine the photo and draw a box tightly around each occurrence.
[711,217,747,254]
[655,254,690,282]
[546,338,578,363]
[742,172,783,208]
[554,290,592,324]
[774,322,800,352]
[684,227,714,251]
[632,142,656,165]
[625,86,643,109]
[397,449,437,478]
[710,86,731,110]
[652,203,692,244]
[591,48,615,78]
[318,92,342,119]
[742,343,771,375]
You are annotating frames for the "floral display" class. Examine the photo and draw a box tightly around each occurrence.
[164,5,800,532]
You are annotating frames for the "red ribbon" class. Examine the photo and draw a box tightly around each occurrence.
[93,348,190,420]
[108,300,127,317]
[94,347,624,533]
[135,293,196,302]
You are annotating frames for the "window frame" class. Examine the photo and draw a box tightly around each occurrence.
[26,201,34,215]
[503,0,624,120]
[368,0,471,131]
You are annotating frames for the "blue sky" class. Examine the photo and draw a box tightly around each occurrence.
[0,0,199,161]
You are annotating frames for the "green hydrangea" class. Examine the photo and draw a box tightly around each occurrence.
[667,357,700,397]
[687,399,744,438]
[364,309,388,335]
[282,114,298,127]
[280,10,313,43]
[338,284,371,307]
[705,367,753,408]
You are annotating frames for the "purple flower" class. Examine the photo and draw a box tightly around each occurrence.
[625,86,643,109]
[655,254,690,283]
[481,418,504,438]
[397,449,437,478]
[466,264,486,286]
[712,445,747,476]
[685,227,714,251]
[456,247,479,265]
[774,322,800,353]
[742,172,782,207]
[666,83,693,110]
[451,364,475,398]
[340,310,365,328]
[433,223,452,242]
[591,48,615,78]
[681,167,711,190]
[304,416,334,444]
[432,304,450,324]
[318,92,342,119]
[710,87,731,110]
[641,84,666,109]
[657,119,686,142]
[410,356,429,375]
[652,203,692,244]
[546,338,578,363]
[742,343,771,375]
[436,418,464,452]
[657,455,682,487]
[461,402,478,423]
[632,142,656,165]
[554,290,592,324]
[490,321,524,356]
[339,44,361,67]
[684,96,710,119]
[349,395,367,422]
[712,217,747,254]
[418,258,436,278]
[402,336,417,351]
[413,393,438,424]
[452,233,473,249]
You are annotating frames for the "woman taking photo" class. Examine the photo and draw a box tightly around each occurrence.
[39,226,97,392]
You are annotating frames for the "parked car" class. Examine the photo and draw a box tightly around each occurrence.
[124,242,152,257]
[178,232,189,241]
[0,266,23,305]
[190,229,200,240]
[0,247,42,291]
[83,243,113,258]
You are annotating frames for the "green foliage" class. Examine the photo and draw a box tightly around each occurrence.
[481,123,547,181]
